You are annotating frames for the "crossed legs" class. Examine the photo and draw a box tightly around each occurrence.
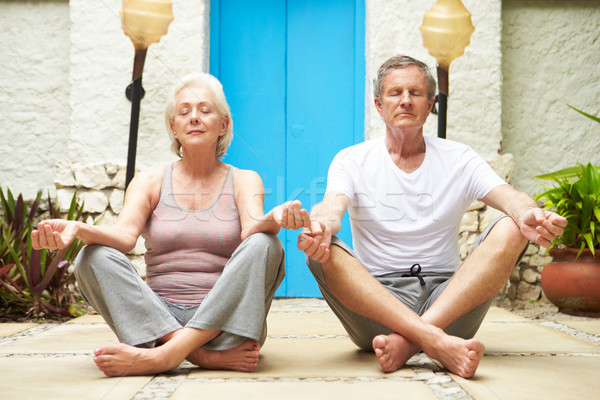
[318,217,527,378]
[93,327,221,376]
[77,233,285,377]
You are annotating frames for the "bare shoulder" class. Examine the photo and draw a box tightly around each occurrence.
[140,165,167,182]
[233,168,262,186]
[125,165,167,206]
[131,165,165,189]
[232,168,264,199]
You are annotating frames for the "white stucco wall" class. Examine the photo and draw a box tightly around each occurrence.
[501,0,600,195]
[365,0,503,161]
[1,0,599,201]
[0,0,209,200]
[0,0,70,199]
[68,0,209,178]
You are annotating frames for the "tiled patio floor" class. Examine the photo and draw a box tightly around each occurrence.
[1,299,599,400]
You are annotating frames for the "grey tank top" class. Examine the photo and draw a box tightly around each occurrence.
[142,163,242,305]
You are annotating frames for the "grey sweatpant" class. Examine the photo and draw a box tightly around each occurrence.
[74,233,285,350]
[307,217,525,351]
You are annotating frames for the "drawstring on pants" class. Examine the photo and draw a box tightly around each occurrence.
[402,263,425,286]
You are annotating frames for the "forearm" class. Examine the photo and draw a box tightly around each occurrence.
[503,191,540,227]
[76,222,140,254]
[483,185,539,227]
[240,210,281,241]
[310,201,343,236]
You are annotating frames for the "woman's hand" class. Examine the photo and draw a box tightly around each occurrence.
[31,220,81,250]
[273,200,311,230]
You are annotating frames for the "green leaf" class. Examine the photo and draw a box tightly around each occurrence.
[1,187,89,317]
[535,166,583,181]
[568,104,600,124]
[583,233,595,256]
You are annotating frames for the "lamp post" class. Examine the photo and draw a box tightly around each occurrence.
[120,0,174,188]
[419,0,474,139]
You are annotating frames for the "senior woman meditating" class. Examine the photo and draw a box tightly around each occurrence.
[31,73,309,377]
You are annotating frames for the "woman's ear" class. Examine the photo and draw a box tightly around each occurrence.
[220,117,229,136]
[170,120,177,137]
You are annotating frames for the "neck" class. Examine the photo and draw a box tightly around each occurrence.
[178,147,223,178]
[385,127,426,173]
[385,126,425,156]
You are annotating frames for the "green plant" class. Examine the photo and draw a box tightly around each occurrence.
[0,188,87,318]
[534,105,600,258]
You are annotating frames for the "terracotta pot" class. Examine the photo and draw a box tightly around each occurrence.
[541,248,600,316]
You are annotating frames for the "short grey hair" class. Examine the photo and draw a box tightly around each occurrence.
[373,55,437,102]
[164,73,233,159]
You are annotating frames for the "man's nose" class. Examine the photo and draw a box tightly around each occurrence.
[400,92,412,105]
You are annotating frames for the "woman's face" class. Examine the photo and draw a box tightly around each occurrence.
[171,85,228,152]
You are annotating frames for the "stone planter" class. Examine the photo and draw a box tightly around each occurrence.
[541,248,600,316]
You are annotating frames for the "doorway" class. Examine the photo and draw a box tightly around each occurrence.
[210,0,365,296]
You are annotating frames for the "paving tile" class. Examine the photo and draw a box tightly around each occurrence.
[558,319,600,336]
[188,337,415,379]
[0,323,117,354]
[172,380,436,400]
[66,314,105,324]
[271,297,329,311]
[267,309,347,336]
[453,355,600,400]
[0,356,151,400]
[475,321,600,354]
[483,307,530,322]
[0,322,38,337]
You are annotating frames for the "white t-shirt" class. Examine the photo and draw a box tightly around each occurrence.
[326,135,506,276]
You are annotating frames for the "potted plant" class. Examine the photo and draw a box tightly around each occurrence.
[534,105,600,316]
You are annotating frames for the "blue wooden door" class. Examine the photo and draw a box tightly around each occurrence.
[210,0,364,296]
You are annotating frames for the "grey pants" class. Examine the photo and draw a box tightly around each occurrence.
[74,233,285,350]
[307,217,525,351]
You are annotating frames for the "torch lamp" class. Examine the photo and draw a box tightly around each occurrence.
[419,0,474,139]
[120,0,174,188]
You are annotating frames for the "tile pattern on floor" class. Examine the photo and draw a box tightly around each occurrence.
[1,299,599,400]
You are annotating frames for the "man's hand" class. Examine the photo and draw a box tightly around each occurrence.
[297,220,332,263]
[273,200,311,230]
[519,208,567,248]
[31,220,80,250]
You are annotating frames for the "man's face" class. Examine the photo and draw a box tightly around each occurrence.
[374,66,434,131]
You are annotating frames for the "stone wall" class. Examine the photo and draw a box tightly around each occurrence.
[457,153,553,308]
[54,160,147,276]
[56,153,550,307]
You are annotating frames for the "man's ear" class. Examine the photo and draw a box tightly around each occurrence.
[374,97,384,117]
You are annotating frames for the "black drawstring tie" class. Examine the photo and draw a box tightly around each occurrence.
[402,263,425,286]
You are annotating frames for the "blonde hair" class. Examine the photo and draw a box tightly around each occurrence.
[164,73,233,159]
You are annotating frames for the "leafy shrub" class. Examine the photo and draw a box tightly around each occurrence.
[0,188,87,318]
[535,163,600,257]
[534,105,600,258]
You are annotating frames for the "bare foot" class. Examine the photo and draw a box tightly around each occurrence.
[93,343,179,377]
[372,333,420,373]
[187,340,260,372]
[422,327,485,378]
